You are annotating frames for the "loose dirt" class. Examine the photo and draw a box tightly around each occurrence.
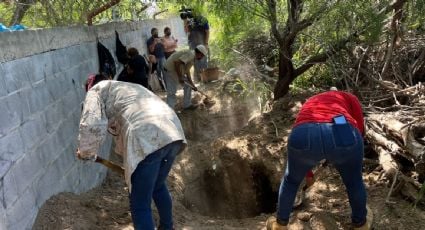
[33,85,425,230]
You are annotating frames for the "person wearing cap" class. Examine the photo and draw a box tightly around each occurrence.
[266,89,372,230]
[77,79,187,230]
[163,45,208,110]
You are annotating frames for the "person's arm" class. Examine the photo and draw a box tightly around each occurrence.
[77,89,108,160]
[174,60,185,84]
[185,67,197,91]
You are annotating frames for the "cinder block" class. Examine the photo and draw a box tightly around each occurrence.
[0,97,20,137]
[61,90,80,118]
[27,52,56,83]
[7,91,30,126]
[61,164,81,192]
[0,30,43,62]
[19,115,47,153]
[2,170,18,209]
[11,150,43,196]
[37,26,92,53]
[0,160,12,180]
[32,164,62,209]
[0,130,25,162]
[0,199,6,230]
[0,63,7,97]
[56,115,80,149]
[6,187,36,230]
[1,58,31,94]
[35,132,62,166]
[43,103,65,134]
[27,81,53,114]
[54,144,77,179]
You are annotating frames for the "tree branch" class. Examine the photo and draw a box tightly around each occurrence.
[295,33,358,76]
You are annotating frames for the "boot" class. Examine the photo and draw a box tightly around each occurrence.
[266,216,288,230]
[354,205,373,230]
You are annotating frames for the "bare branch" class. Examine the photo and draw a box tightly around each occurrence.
[295,33,358,76]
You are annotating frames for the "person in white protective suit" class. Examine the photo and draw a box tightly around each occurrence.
[76,79,186,230]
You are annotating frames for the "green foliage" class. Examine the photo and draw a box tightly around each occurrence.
[0,0,152,27]
[226,78,273,112]
[292,63,339,90]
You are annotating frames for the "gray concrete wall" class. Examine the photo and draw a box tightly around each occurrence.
[0,17,185,230]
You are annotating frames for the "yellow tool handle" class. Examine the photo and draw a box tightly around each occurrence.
[94,156,125,176]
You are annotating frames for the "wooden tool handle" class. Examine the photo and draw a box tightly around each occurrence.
[95,156,125,176]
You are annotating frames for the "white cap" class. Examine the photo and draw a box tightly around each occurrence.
[196,45,208,56]
[330,87,338,91]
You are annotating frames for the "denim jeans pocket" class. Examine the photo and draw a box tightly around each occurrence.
[288,126,310,151]
[332,124,357,148]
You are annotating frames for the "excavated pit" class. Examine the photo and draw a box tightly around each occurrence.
[175,94,280,219]
[180,149,278,219]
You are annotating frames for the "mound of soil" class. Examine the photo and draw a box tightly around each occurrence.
[33,88,425,229]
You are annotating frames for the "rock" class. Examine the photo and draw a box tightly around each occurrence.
[297,212,312,221]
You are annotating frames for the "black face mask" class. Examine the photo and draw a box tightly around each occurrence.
[153,34,159,38]
[165,32,171,36]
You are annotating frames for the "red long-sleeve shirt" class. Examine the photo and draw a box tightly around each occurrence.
[294,91,364,135]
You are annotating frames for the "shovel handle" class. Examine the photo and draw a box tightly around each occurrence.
[95,156,125,176]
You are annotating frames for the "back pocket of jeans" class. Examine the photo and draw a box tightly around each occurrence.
[332,124,356,148]
[288,126,310,150]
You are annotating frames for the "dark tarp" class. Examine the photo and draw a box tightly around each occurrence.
[115,31,129,65]
[97,41,116,77]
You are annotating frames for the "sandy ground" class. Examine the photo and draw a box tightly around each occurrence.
[33,85,425,230]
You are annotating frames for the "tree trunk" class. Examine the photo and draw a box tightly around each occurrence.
[8,0,36,26]
[273,50,295,99]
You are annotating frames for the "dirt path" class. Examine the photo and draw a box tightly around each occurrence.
[33,89,425,230]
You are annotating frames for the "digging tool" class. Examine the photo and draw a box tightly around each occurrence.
[94,155,125,176]
[183,81,216,106]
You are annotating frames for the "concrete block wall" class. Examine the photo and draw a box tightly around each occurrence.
[0,17,185,230]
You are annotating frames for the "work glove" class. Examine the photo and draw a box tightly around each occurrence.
[76,148,96,161]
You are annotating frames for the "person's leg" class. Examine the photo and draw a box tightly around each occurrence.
[153,141,183,230]
[322,124,367,226]
[129,152,163,230]
[183,83,193,108]
[156,57,167,90]
[194,55,208,82]
[276,124,323,224]
[164,72,177,109]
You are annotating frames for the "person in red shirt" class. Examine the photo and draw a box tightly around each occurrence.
[266,89,372,230]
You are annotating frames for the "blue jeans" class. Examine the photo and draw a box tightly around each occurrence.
[277,123,367,225]
[194,55,207,82]
[130,141,183,230]
[164,71,193,109]
[156,57,167,90]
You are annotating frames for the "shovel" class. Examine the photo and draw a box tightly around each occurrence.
[184,81,216,106]
[94,156,125,176]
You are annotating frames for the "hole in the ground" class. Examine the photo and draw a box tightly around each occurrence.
[182,148,278,219]
[251,163,278,214]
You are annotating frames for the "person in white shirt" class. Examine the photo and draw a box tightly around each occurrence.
[76,79,186,230]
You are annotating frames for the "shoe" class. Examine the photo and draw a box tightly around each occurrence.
[354,205,373,230]
[183,104,198,110]
[266,216,288,230]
